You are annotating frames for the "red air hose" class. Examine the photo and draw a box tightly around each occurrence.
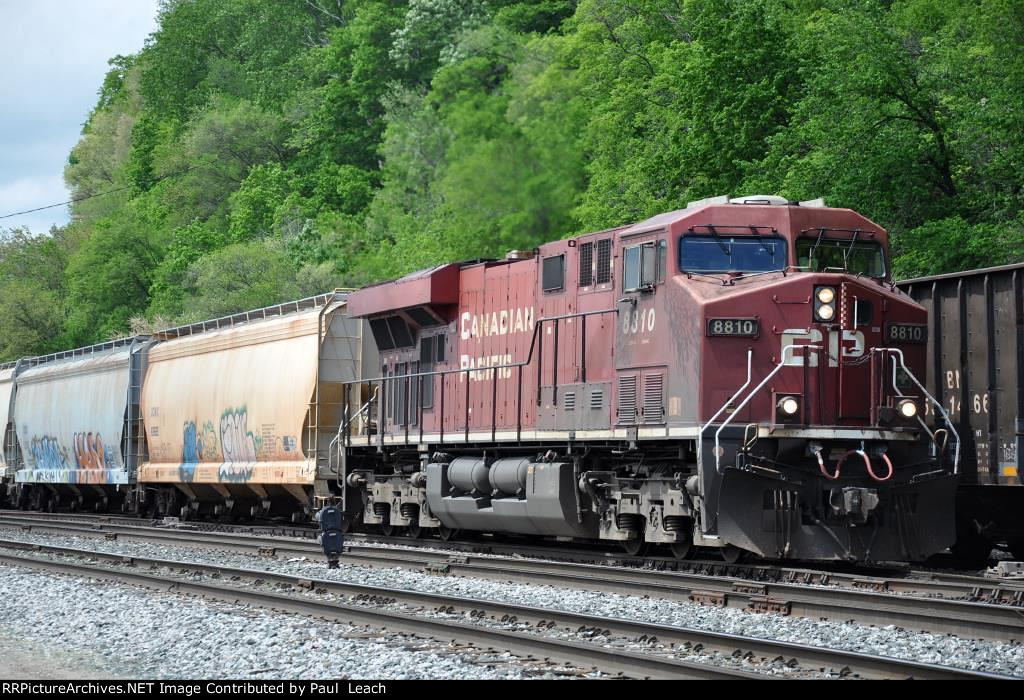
[816,449,840,480]
[867,451,894,482]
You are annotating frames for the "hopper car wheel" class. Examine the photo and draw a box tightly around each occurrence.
[407,521,422,539]
[621,538,649,557]
[437,524,458,541]
[380,519,394,536]
[721,545,747,564]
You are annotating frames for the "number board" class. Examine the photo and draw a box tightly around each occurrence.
[707,318,759,337]
[885,323,927,344]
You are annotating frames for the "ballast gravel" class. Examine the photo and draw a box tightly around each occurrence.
[2,526,1022,678]
[0,562,587,680]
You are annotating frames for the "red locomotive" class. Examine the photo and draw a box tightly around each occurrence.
[339,195,959,562]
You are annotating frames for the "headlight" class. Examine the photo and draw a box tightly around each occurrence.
[897,399,918,418]
[814,286,837,322]
[778,396,800,416]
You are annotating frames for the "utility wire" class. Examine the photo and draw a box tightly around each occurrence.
[0,159,217,222]
[0,184,136,220]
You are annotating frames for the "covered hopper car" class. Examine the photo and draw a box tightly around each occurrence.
[2,293,375,522]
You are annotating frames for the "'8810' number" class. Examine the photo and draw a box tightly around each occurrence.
[708,318,758,337]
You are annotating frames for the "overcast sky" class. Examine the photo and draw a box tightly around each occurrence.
[0,1,159,234]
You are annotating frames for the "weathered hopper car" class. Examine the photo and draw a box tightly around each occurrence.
[10,338,148,512]
[897,263,1024,564]
[137,293,374,521]
[0,362,18,505]
[338,195,958,562]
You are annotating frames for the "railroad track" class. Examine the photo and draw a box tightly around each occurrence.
[0,543,1008,680]
[0,512,1022,643]
[0,509,1012,593]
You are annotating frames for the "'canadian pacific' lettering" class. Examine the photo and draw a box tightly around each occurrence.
[460,307,534,341]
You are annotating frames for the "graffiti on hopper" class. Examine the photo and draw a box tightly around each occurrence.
[182,420,217,462]
[172,408,286,484]
[218,408,260,482]
[73,432,114,469]
[28,435,71,471]
[220,408,261,462]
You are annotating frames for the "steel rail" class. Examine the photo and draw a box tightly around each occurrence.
[0,548,759,680]
[0,545,1008,680]
[2,511,1020,600]
[1,516,1023,642]
[1,511,1021,597]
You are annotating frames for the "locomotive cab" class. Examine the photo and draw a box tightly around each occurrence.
[673,197,957,561]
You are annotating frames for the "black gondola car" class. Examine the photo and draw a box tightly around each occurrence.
[897,263,1024,564]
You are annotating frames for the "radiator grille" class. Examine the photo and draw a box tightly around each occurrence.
[642,373,664,424]
[617,375,637,423]
[579,242,593,287]
[596,239,612,284]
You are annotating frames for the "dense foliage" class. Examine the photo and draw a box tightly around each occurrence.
[2,0,1023,356]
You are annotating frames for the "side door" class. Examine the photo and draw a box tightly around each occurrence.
[615,233,668,426]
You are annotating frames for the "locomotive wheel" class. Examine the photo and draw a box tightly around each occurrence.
[621,538,649,557]
[437,524,458,541]
[721,545,746,564]
[669,537,693,560]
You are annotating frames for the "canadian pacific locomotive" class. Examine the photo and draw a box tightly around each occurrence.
[0,196,960,562]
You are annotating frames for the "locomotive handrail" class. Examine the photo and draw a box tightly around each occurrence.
[350,308,619,386]
[713,344,811,474]
[340,307,618,447]
[887,349,960,474]
[329,385,379,474]
[697,349,753,476]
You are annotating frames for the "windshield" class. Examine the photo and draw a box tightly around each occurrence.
[679,236,786,274]
[796,238,886,277]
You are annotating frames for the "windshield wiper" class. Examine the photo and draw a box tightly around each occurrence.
[808,226,827,268]
[704,225,732,256]
[842,229,861,269]
[748,225,775,257]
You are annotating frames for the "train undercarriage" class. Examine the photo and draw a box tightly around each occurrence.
[337,431,957,563]
[0,433,956,565]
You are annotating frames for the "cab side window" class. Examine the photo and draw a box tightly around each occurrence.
[542,254,565,292]
[623,240,666,291]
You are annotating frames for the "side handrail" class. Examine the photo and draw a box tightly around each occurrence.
[887,349,960,474]
[329,385,379,475]
[714,344,811,473]
[697,349,752,475]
